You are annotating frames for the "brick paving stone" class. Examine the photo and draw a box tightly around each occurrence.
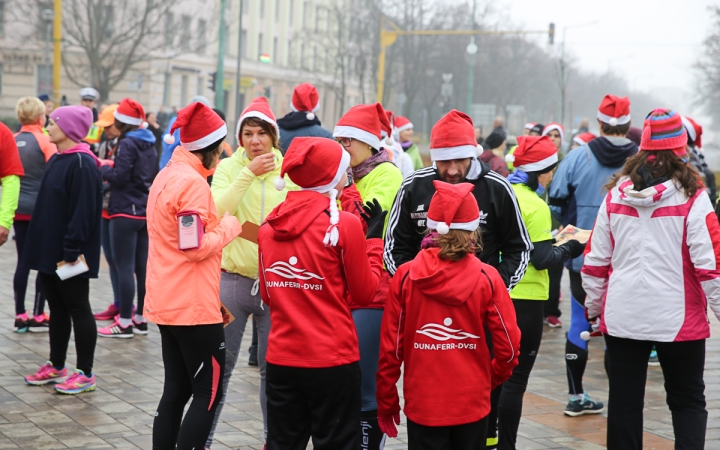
[0,231,717,448]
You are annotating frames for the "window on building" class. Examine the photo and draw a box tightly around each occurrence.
[163,72,171,106]
[37,2,54,39]
[164,12,174,47]
[0,1,5,36]
[197,19,207,53]
[260,0,264,19]
[181,75,188,107]
[258,33,264,57]
[181,15,191,51]
[273,37,278,64]
[197,76,203,95]
[275,0,280,22]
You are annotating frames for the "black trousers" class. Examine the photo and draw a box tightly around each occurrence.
[38,273,96,374]
[13,220,46,316]
[497,300,544,450]
[544,262,563,318]
[266,362,361,450]
[604,335,707,450]
[153,324,226,450]
[109,217,148,319]
[407,416,488,450]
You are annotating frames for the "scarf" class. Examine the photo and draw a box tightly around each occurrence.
[421,231,439,249]
[508,169,545,195]
[351,148,390,180]
[401,141,413,151]
[62,142,102,168]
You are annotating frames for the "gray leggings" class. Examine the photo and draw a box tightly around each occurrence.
[206,272,270,447]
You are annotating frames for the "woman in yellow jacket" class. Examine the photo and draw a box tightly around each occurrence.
[206,97,294,449]
[145,103,242,450]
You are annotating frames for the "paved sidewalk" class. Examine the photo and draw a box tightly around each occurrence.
[0,238,719,448]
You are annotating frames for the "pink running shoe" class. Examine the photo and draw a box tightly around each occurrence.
[545,315,562,328]
[25,362,68,386]
[94,303,120,320]
[98,318,134,338]
[55,369,96,394]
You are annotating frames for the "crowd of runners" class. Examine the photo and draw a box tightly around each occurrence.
[0,83,719,450]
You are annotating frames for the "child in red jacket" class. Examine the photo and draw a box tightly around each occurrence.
[376,180,521,450]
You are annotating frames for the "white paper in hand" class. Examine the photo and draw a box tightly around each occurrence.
[56,256,89,280]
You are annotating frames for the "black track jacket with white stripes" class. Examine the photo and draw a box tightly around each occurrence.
[383,158,532,290]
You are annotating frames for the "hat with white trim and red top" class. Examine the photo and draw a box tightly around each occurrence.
[274,136,351,246]
[681,115,703,149]
[597,94,631,127]
[394,116,413,133]
[573,131,597,147]
[506,136,558,173]
[291,83,320,120]
[114,98,148,129]
[427,181,480,235]
[236,97,279,141]
[429,110,477,162]
[163,102,227,150]
[542,122,564,142]
[333,103,383,150]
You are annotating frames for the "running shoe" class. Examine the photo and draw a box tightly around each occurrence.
[98,319,134,338]
[545,315,562,328]
[25,362,68,386]
[649,348,660,366]
[28,313,50,332]
[564,392,604,417]
[93,303,120,320]
[14,313,29,333]
[54,369,96,394]
[132,317,148,335]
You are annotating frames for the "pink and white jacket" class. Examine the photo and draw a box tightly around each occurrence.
[582,176,720,342]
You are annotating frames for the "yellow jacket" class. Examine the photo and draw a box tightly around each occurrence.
[211,148,295,278]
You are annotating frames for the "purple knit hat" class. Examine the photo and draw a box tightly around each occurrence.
[49,105,93,143]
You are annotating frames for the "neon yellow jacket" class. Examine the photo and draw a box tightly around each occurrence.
[211,148,297,278]
[355,162,403,236]
[0,175,20,229]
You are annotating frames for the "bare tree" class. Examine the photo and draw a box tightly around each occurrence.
[696,6,720,124]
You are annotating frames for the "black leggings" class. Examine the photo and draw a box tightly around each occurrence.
[604,335,706,450]
[38,273,96,374]
[154,324,225,450]
[497,300,544,450]
[13,220,46,316]
[407,416,488,450]
[109,217,148,319]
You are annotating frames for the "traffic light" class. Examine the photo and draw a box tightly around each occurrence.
[208,71,217,92]
[548,23,555,45]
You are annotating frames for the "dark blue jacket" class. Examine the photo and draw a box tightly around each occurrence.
[277,112,334,154]
[25,150,103,277]
[101,129,158,218]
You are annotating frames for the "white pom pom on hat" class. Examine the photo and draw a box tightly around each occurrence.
[436,222,450,235]
[163,134,175,145]
[142,121,149,129]
[274,176,286,191]
[609,117,618,126]
[385,136,395,146]
[306,112,315,121]
[505,153,515,163]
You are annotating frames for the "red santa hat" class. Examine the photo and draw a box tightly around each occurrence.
[524,122,536,130]
[506,136,558,173]
[681,115,703,149]
[333,103,383,150]
[236,97,279,142]
[114,98,147,128]
[542,122,564,142]
[275,136,351,246]
[394,116,413,133]
[291,83,320,120]
[430,110,477,161]
[597,94,631,126]
[573,131,597,147]
[381,109,396,145]
[426,181,480,235]
[163,102,227,150]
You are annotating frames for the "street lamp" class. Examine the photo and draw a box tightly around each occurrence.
[41,8,54,97]
[466,36,478,114]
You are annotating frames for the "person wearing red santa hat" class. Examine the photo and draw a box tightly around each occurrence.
[277,83,333,153]
[549,94,638,418]
[258,136,387,450]
[97,98,158,338]
[333,103,403,448]
[145,102,242,449]
[523,122,536,136]
[682,115,717,205]
[542,122,564,151]
[394,115,423,170]
[376,180,521,449]
[571,132,597,150]
[497,137,586,448]
[382,109,414,178]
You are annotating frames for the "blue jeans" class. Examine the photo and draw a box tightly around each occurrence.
[352,308,384,411]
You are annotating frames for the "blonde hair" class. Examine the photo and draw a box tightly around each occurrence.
[437,229,483,261]
[16,97,46,125]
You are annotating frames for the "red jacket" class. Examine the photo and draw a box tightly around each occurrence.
[258,190,384,368]
[376,248,520,426]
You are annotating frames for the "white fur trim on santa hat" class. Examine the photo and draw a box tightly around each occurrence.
[395,122,413,133]
[114,110,144,126]
[515,152,558,173]
[300,149,351,194]
[681,116,697,142]
[430,145,477,162]
[291,101,320,113]
[597,111,630,126]
[427,217,481,233]
[236,111,280,140]
[524,123,535,130]
[333,125,382,150]
[181,124,228,151]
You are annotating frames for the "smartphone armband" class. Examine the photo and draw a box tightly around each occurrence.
[177,211,205,250]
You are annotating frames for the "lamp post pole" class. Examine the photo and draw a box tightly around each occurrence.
[215,0,227,111]
[234,0,244,146]
[465,0,477,114]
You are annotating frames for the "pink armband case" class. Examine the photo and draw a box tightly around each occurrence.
[177,211,205,250]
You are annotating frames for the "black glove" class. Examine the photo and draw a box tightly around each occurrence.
[360,198,388,239]
[561,239,587,259]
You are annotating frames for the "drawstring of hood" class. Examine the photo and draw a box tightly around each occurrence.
[323,189,340,246]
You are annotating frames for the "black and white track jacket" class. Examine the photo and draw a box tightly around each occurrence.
[383,158,532,290]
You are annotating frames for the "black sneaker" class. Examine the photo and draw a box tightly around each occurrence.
[133,317,148,335]
[14,315,29,333]
[564,393,605,417]
[28,314,50,333]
